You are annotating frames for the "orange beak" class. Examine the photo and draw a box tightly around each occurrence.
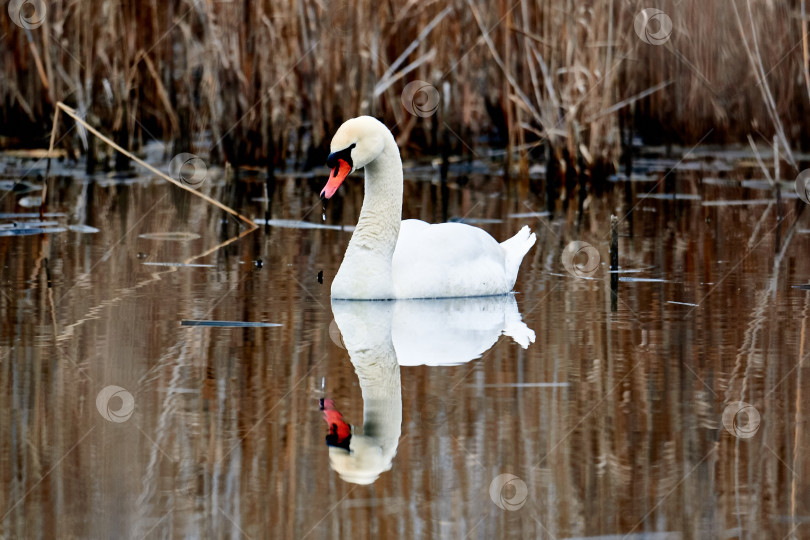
[321,159,352,199]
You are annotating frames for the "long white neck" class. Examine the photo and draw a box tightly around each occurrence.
[332,137,403,299]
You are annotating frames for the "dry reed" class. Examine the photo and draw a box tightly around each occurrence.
[0,0,807,174]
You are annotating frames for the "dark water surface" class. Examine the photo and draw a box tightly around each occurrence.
[1,151,809,539]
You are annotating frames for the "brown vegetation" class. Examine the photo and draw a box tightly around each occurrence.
[1,0,808,171]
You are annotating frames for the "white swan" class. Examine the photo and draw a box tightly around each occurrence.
[322,297,535,484]
[321,116,537,300]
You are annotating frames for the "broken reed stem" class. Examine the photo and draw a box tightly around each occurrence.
[50,101,258,232]
[39,104,62,218]
[610,215,619,271]
[746,134,773,185]
[182,225,258,265]
[775,136,783,253]
[26,31,50,95]
[803,0,810,104]
[730,0,797,169]
[610,214,618,312]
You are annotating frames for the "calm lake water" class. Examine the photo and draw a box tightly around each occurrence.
[1,148,809,539]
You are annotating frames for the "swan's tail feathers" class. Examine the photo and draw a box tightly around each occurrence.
[503,319,536,348]
[501,226,537,288]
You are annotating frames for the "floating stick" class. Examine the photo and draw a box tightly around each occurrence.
[40,101,258,232]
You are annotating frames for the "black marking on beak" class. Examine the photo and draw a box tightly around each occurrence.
[326,431,352,451]
[326,143,356,170]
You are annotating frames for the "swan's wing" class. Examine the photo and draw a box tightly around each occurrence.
[392,220,508,298]
[395,220,505,264]
[398,218,431,236]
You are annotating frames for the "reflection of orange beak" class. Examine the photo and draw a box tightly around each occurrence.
[320,399,352,449]
[321,159,352,199]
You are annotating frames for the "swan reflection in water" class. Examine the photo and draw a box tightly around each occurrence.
[320,295,535,485]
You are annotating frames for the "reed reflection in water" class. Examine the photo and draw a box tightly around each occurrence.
[0,161,808,539]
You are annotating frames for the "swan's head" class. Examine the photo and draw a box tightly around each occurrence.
[321,116,388,199]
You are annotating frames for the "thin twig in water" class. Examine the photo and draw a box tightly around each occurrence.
[46,101,257,231]
[746,134,774,186]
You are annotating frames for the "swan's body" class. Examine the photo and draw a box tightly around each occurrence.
[393,219,535,299]
[322,116,536,300]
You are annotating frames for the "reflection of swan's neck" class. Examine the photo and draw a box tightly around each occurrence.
[352,347,402,460]
[330,300,402,484]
